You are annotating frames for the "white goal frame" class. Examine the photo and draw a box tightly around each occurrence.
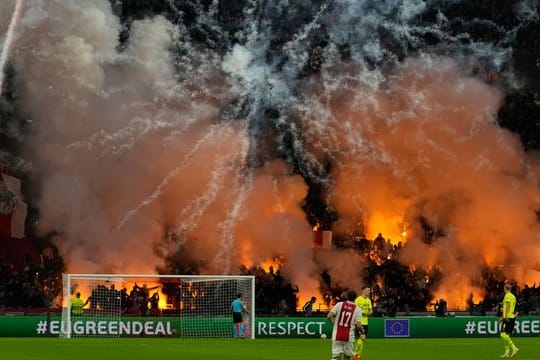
[61,273,255,339]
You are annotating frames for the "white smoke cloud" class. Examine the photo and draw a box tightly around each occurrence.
[10,1,318,282]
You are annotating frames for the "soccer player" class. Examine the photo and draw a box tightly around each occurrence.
[499,284,519,358]
[231,293,246,338]
[353,286,372,360]
[327,290,362,360]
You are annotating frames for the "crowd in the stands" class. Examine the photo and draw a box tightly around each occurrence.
[1,227,540,317]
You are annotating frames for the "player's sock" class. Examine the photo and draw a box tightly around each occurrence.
[239,324,245,337]
[501,333,511,347]
[500,333,512,356]
[354,339,364,357]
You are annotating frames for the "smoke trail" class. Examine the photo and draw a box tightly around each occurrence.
[115,123,225,230]
[5,0,540,306]
[0,0,25,92]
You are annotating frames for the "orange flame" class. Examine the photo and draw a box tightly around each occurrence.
[259,257,282,273]
[366,212,408,245]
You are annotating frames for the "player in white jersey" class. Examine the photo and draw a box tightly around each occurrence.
[327,290,362,360]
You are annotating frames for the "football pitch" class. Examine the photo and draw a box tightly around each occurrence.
[0,337,536,360]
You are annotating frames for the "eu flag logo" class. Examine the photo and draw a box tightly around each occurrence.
[384,319,410,337]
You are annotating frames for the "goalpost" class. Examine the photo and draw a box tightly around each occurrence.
[60,274,255,339]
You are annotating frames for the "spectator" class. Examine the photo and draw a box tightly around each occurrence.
[133,283,159,316]
[107,284,120,311]
[149,292,161,316]
[527,291,540,315]
[434,298,447,317]
[302,296,317,316]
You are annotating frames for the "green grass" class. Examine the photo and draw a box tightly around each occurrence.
[0,337,536,360]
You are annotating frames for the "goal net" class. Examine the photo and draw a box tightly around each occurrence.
[60,274,255,339]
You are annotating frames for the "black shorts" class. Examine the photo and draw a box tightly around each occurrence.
[501,318,516,334]
[355,325,368,337]
[233,312,243,324]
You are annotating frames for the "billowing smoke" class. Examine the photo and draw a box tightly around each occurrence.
[3,0,540,306]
